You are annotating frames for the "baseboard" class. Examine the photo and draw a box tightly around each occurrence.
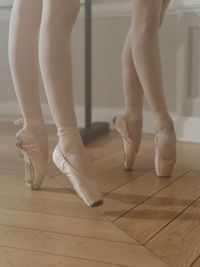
[1,102,200,143]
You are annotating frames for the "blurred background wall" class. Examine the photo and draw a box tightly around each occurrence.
[0,0,200,142]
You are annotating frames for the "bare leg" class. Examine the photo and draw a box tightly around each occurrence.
[8,0,45,128]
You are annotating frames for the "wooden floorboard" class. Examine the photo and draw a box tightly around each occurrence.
[0,121,200,267]
[0,208,135,243]
[0,246,122,267]
[145,190,200,267]
[96,165,189,221]
[0,225,169,267]
[192,256,200,267]
[115,170,200,244]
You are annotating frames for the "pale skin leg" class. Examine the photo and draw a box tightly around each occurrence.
[8,0,45,128]
[122,0,172,151]
[9,0,99,179]
[39,0,80,128]
[39,0,99,178]
[8,0,79,129]
[9,0,79,128]
[8,0,48,186]
[9,0,170,127]
[130,0,171,119]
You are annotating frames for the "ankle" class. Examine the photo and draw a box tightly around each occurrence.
[58,126,84,148]
[24,114,46,129]
[124,111,143,123]
[153,108,172,130]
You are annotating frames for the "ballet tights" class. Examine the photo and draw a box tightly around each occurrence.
[39,0,80,129]
[9,0,174,171]
[122,0,173,153]
[9,0,97,178]
[9,0,80,129]
[8,0,48,163]
[39,0,95,177]
[8,0,45,128]
[122,26,144,152]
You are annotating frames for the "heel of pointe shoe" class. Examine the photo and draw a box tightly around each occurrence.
[52,145,103,207]
[154,134,176,177]
[113,115,137,171]
[155,153,176,177]
[14,125,47,190]
[15,134,35,188]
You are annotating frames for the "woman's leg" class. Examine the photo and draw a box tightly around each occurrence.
[130,0,170,125]
[123,0,171,118]
[129,0,176,175]
[9,0,48,189]
[8,0,45,128]
[39,0,96,178]
[121,26,144,153]
[122,27,144,121]
[39,0,79,129]
[122,0,171,151]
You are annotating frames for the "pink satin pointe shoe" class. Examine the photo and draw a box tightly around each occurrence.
[52,130,104,207]
[154,117,176,177]
[113,114,142,170]
[14,118,48,189]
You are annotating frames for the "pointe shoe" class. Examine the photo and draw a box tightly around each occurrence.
[14,118,48,189]
[113,114,141,170]
[154,117,176,177]
[52,141,104,207]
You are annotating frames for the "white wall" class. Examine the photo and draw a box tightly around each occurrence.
[0,0,200,142]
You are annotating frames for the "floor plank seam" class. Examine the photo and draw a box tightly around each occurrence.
[190,254,200,267]
[102,168,154,197]
[0,206,106,222]
[0,223,137,245]
[0,245,127,267]
[94,162,126,178]
[48,165,153,201]
[112,169,192,223]
[143,194,200,246]
[109,220,140,245]
[141,245,173,267]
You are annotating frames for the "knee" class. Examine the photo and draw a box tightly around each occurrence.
[131,11,160,38]
[45,0,80,32]
[13,0,42,30]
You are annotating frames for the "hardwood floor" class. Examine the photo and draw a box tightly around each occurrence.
[0,121,200,267]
